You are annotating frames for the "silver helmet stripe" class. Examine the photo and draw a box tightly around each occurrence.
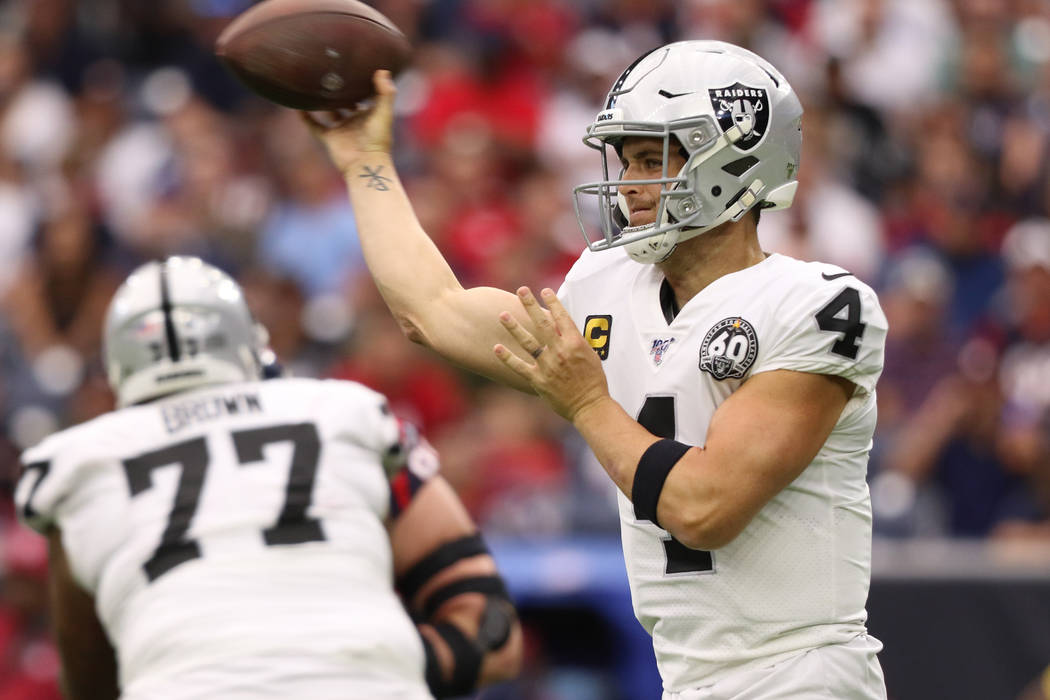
[605,46,664,110]
[158,258,181,362]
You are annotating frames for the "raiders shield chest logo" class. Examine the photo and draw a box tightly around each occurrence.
[699,317,758,380]
[709,82,770,152]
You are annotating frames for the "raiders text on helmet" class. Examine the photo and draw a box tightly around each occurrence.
[573,41,802,263]
[103,257,268,407]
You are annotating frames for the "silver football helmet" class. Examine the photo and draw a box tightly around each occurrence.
[103,256,268,407]
[573,40,803,264]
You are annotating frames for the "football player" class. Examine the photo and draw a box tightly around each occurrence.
[308,41,888,699]
[14,257,522,700]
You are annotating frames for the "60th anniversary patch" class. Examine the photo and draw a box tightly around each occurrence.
[699,317,758,380]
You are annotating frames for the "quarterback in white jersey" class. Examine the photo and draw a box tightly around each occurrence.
[558,247,886,690]
[308,40,887,699]
[15,258,522,700]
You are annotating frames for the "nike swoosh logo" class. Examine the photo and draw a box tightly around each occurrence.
[659,89,694,99]
[821,271,853,281]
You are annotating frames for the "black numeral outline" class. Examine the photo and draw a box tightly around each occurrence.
[815,287,866,360]
[18,460,52,522]
[124,437,208,582]
[233,423,325,546]
[636,396,714,575]
[123,422,325,582]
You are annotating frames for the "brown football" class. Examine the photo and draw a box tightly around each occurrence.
[215,0,412,110]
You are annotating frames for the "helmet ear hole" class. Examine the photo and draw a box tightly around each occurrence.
[712,186,722,197]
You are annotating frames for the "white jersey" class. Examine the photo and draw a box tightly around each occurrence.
[15,377,435,700]
[559,250,888,692]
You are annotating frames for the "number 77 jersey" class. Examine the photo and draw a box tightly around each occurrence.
[558,250,888,692]
[14,377,435,699]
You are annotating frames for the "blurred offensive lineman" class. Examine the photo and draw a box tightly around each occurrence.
[308,40,889,699]
[14,257,522,699]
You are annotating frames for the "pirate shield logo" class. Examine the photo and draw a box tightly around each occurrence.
[708,82,770,152]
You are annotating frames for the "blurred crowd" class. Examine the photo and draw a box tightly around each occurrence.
[2,0,1050,694]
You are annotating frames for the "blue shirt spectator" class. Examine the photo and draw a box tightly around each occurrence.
[260,193,364,299]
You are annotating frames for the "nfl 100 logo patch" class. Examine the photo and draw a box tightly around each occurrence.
[649,337,675,366]
[699,317,758,380]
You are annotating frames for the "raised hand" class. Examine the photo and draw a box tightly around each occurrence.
[301,69,397,173]
[493,287,611,422]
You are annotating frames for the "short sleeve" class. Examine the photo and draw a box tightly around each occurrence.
[351,386,441,518]
[322,379,440,482]
[751,279,887,395]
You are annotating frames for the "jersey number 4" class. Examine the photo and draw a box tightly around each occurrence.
[815,287,866,360]
[123,422,324,582]
[637,396,714,575]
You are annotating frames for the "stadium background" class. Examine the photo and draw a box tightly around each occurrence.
[0,0,1049,698]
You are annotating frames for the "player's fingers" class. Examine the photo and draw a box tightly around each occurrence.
[515,287,556,340]
[539,288,571,335]
[498,311,544,360]
[493,344,534,378]
[299,110,327,132]
[374,69,397,97]
[300,109,356,132]
[370,70,397,117]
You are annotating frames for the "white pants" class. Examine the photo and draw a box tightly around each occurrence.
[664,635,887,700]
[121,652,434,700]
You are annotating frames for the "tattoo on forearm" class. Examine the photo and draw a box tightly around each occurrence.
[360,165,392,191]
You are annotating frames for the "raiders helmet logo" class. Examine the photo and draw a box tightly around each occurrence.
[699,317,758,380]
[708,83,770,152]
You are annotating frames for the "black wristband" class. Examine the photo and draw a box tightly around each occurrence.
[632,438,691,528]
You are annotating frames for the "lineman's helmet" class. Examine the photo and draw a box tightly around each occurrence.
[103,256,268,407]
